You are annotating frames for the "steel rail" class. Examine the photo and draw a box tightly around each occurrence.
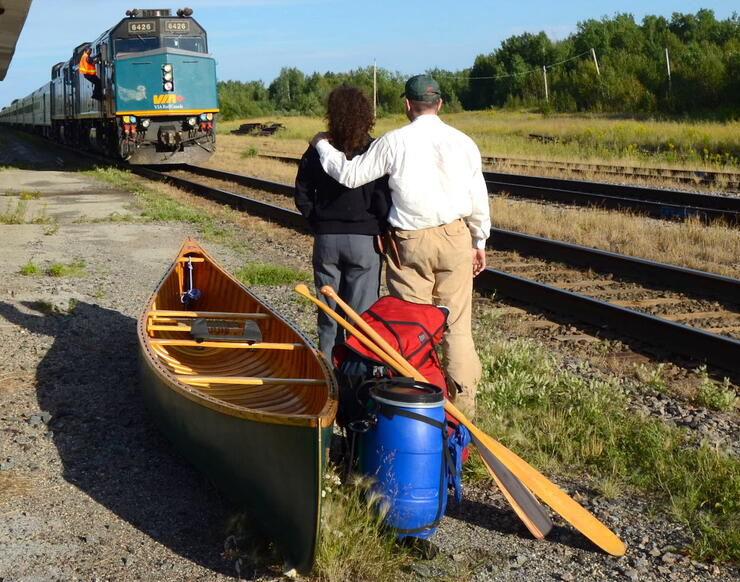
[481,156,740,189]
[484,174,739,224]
[489,229,740,302]
[258,153,740,192]
[138,165,740,379]
[253,154,739,223]
[484,172,740,212]
[476,269,740,379]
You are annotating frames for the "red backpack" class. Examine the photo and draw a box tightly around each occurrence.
[333,296,448,388]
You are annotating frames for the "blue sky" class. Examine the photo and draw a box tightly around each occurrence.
[0,1,736,107]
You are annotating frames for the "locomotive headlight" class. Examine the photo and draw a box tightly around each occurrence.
[163,72,173,81]
[129,115,137,123]
[164,81,174,91]
[163,64,173,73]
[122,115,131,123]
[206,113,213,121]
[141,119,151,128]
[187,117,197,127]
[199,113,207,121]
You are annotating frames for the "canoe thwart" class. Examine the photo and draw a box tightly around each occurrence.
[191,317,263,344]
[177,375,326,385]
[149,339,304,350]
[148,309,271,320]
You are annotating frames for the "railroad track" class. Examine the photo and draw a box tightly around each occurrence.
[130,163,740,381]
[257,154,740,224]
[480,156,740,191]
[261,152,740,191]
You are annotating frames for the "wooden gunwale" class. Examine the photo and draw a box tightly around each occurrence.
[138,238,337,429]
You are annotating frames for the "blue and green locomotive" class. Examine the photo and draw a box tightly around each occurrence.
[0,8,218,164]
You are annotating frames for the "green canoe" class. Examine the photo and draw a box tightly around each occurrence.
[138,238,338,574]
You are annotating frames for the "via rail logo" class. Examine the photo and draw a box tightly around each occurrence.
[153,94,185,109]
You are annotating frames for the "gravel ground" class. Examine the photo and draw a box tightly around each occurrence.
[0,134,737,581]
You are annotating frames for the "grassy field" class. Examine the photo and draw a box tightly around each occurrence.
[217,110,740,170]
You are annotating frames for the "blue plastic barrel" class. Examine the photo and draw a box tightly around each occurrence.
[360,381,447,539]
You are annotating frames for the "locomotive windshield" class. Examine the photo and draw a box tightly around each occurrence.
[112,16,208,55]
[115,37,159,54]
[114,36,206,55]
[163,36,206,52]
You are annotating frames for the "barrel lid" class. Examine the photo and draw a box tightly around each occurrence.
[370,381,444,406]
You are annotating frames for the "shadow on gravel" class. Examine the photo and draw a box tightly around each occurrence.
[446,496,604,554]
[0,300,235,576]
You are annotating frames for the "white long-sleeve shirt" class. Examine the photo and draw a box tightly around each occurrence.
[316,114,491,249]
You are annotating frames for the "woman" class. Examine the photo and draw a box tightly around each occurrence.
[295,86,391,363]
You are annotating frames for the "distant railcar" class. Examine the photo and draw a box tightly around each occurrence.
[0,8,218,164]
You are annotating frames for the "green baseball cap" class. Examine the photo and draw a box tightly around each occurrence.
[402,74,441,102]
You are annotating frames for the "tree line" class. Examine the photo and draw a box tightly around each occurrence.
[218,9,739,120]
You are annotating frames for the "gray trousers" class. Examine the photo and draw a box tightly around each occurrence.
[313,233,381,363]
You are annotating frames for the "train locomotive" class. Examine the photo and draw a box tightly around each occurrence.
[0,8,218,164]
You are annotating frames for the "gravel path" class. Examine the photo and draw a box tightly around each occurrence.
[0,135,737,581]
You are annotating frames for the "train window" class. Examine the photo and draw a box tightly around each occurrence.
[162,36,206,52]
[114,37,160,54]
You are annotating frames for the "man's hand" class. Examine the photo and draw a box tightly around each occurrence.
[472,248,486,277]
[310,132,329,149]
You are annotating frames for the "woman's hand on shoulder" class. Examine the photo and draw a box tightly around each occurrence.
[310,132,329,149]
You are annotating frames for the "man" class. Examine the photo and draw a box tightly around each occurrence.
[79,48,103,101]
[310,74,491,419]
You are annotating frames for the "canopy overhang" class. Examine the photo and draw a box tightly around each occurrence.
[0,0,33,81]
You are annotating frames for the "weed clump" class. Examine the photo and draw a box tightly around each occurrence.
[235,262,310,286]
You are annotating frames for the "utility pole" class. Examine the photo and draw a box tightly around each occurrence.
[373,59,377,118]
[591,48,600,76]
[665,48,672,96]
[543,66,549,103]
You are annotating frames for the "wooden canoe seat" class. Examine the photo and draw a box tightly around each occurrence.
[190,318,262,344]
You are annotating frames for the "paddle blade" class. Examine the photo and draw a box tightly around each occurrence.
[474,430,627,556]
[471,434,553,539]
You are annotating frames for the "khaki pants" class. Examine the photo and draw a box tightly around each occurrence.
[386,219,481,417]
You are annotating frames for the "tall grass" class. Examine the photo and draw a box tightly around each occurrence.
[489,198,739,277]
[473,335,739,563]
[316,470,411,582]
[218,110,740,170]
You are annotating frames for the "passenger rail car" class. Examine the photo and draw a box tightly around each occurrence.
[0,8,218,164]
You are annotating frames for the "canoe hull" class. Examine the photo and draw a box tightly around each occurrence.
[139,353,330,573]
[137,239,337,574]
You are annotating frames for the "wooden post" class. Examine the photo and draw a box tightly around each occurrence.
[543,66,549,103]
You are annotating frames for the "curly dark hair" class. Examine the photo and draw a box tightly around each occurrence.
[326,86,375,158]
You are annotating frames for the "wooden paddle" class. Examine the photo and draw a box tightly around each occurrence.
[313,285,551,540]
[317,285,626,557]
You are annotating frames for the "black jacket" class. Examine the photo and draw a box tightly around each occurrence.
[294,141,391,235]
